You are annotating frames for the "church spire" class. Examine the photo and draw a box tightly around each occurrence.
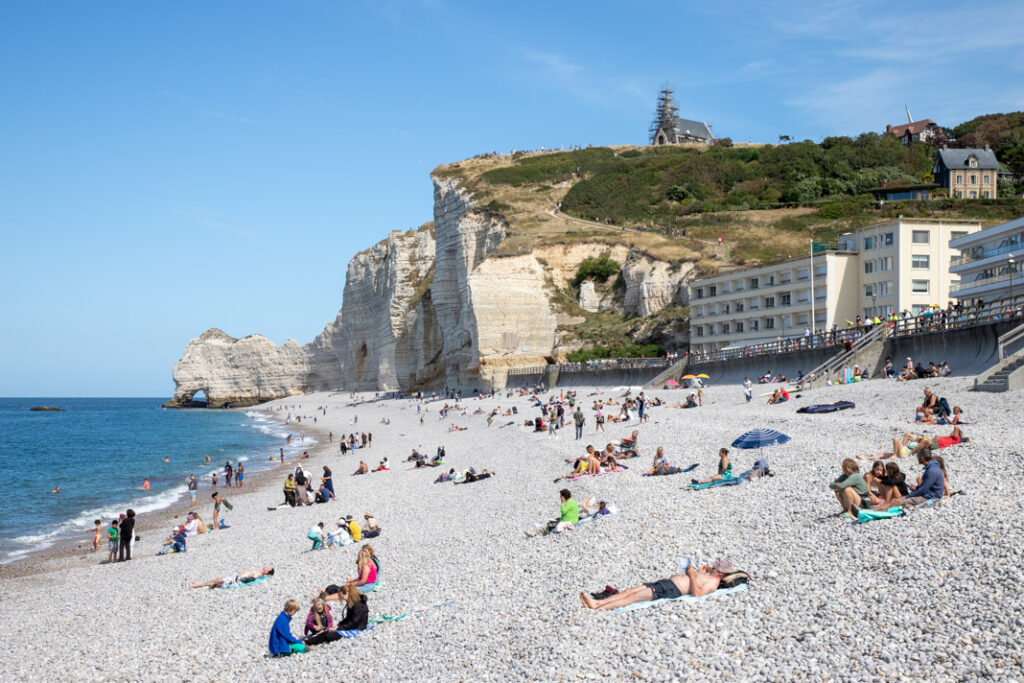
[650,85,680,144]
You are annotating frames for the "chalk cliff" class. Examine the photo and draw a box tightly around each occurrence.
[168,163,697,405]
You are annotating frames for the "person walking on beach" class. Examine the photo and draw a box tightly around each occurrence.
[224,462,233,488]
[743,377,753,403]
[280,448,284,464]
[236,463,244,488]
[212,493,224,528]
[188,474,198,504]
[294,468,309,506]
[107,519,119,562]
[211,471,218,489]
[92,519,101,553]
[118,510,135,562]
[573,407,585,440]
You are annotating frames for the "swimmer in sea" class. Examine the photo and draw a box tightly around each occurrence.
[205,453,211,463]
[50,486,60,494]
[163,456,170,463]
[143,479,150,490]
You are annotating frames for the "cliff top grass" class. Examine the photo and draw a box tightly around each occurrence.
[434,134,1024,268]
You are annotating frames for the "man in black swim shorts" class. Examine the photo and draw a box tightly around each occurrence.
[580,558,734,610]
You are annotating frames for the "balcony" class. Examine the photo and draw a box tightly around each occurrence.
[950,243,1020,270]
[951,272,1019,294]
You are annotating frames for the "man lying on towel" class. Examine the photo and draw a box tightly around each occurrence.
[581,558,734,610]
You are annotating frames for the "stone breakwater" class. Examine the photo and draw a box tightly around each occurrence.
[168,176,694,405]
[3,378,1023,681]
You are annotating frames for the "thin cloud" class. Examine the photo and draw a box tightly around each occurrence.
[171,204,262,242]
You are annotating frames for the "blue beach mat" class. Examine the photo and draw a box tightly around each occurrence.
[336,625,374,638]
[613,583,748,612]
[219,576,270,590]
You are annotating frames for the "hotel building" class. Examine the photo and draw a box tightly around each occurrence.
[949,215,1024,303]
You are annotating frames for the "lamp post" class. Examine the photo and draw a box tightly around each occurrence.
[1010,254,1016,314]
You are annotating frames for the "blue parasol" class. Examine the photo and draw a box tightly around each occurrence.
[731,428,791,449]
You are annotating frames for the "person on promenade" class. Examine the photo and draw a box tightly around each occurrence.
[694,448,732,485]
[580,558,735,610]
[306,584,368,644]
[189,566,275,589]
[829,459,870,518]
[118,510,135,562]
[268,599,304,656]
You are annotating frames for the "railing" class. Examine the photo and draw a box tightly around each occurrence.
[950,243,1020,267]
[506,365,548,376]
[951,271,1019,294]
[688,330,857,366]
[551,357,674,373]
[800,324,886,388]
[999,322,1024,360]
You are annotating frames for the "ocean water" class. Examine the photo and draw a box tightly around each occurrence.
[0,398,312,563]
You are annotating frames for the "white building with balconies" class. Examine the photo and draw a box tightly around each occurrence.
[688,219,980,352]
[949,215,1024,304]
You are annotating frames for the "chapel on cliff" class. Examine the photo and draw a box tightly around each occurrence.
[649,86,713,145]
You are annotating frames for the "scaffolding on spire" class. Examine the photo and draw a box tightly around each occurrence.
[650,85,680,144]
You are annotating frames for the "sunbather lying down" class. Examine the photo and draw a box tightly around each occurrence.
[858,426,965,461]
[581,558,737,610]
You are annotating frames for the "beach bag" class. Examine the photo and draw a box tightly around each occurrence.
[936,397,951,418]
[719,572,750,589]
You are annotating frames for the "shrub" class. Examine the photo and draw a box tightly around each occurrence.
[571,255,620,288]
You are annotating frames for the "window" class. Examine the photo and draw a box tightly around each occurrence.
[751,320,759,331]
[970,174,977,184]
[912,230,930,244]
[736,302,744,312]
[884,232,894,246]
[955,190,963,198]
[969,157,978,168]
[864,284,875,297]
[950,279,960,290]
[984,175,991,185]
[721,323,730,334]
[708,285,717,297]
[721,304,729,314]
[764,296,775,309]
[863,308,873,318]
[780,293,791,306]
[695,326,704,337]
[912,304,930,315]
[797,268,809,280]
[956,174,963,184]
[814,265,827,278]
[912,279,930,293]
[878,281,891,296]
[764,318,775,330]
[695,288,703,299]
[736,321,744,333]
[749,278,759,290]
[864,236,875,250]
[950,231,968,240]
[877,256,893,271]
[765,276,775,286]
[709,325,716,335]
[912,255,930,269]
[983,191,990,199]
[864,261,875,274]
[969,191,977,199]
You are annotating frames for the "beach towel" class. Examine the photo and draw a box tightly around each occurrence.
[571,467,624,482]
[857,506,904,524]
[689,478,742,490]
[219,576,270,590]
[797,401,855,414]
[369,600,455,626]
[612,583,748,612]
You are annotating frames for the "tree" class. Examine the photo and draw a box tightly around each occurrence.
[778,135,791,143]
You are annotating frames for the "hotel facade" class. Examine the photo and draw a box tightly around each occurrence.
[688,219,980,352]
[948,215,1024,303]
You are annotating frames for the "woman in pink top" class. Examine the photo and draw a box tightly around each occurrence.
[349,546,378,593]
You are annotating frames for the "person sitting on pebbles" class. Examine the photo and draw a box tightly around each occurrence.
[693,448,732,486]
[305,583,368,645]
[646,447,677,476]
[829,458,871,518]
[581,558,735,610]
[353,461,369,476]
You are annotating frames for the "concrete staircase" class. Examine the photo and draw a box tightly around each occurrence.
[799,325,886,390]
[645,358,688,388]
[974,322,1024,392]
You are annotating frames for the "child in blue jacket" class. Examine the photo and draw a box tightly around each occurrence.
[269,599,305,656]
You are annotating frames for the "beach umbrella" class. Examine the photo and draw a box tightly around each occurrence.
[681,374,697,380]
[696,373,710,379]
[665,379,680,386]
[731,428,791,450]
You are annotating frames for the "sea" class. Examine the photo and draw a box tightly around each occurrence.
[0,397,312,563]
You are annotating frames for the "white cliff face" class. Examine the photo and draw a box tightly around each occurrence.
[337,225,436,391]
[620,250,694,317]
[168,328,344,407]
[169,177,697,403]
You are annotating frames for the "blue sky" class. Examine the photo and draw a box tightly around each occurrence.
[3,0,1023,396]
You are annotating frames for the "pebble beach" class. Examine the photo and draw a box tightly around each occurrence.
[1,377,1022,681]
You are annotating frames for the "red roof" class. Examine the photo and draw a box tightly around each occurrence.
[887,119,937,137]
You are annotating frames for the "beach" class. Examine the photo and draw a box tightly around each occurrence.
[1,379,1022,681]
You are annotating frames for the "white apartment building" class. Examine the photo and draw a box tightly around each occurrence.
[949,215,1024,303]
[688,219,980,352]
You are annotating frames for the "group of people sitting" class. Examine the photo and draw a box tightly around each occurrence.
[267,545,382,655]
[307,514,381,550]
[352,458,390,475]
[281,466,335,507]
[831,447,953,518]
[558,440,636,481]
[406,447,445,468]
[879,356,952,381]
